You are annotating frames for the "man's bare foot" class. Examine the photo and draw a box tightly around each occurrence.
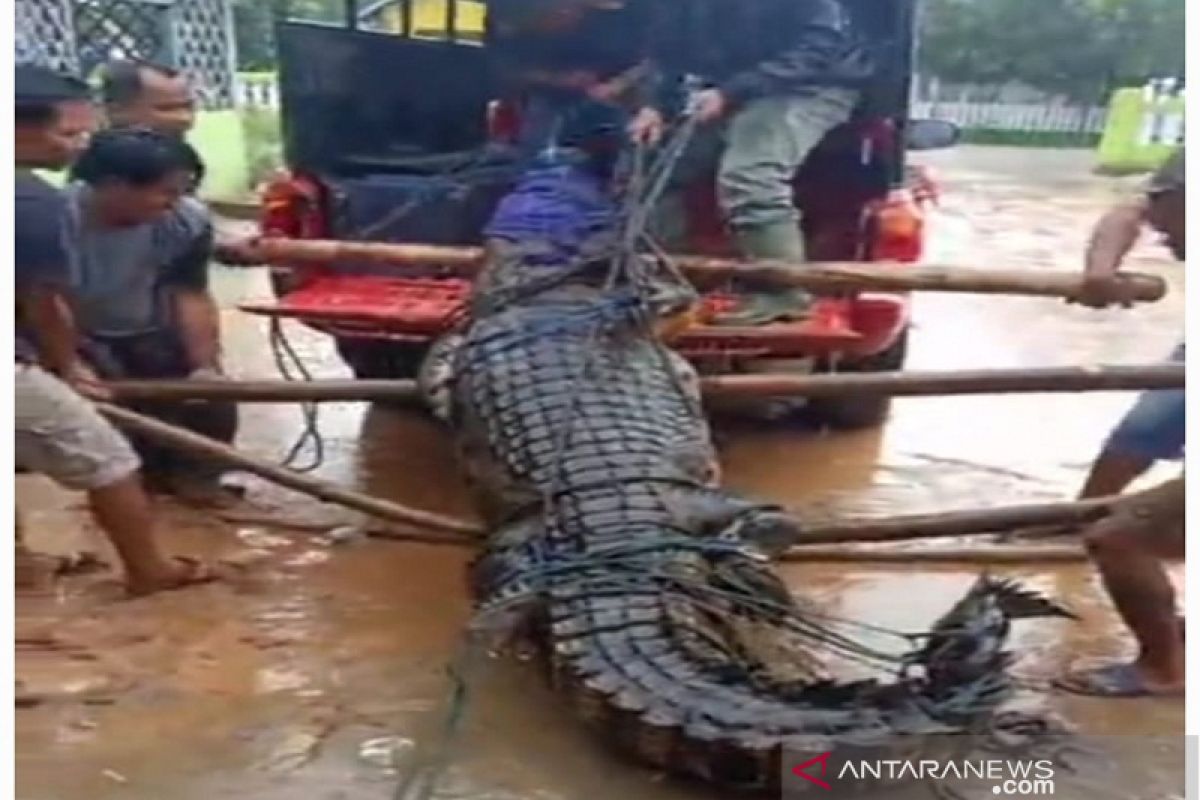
[126,556,222,597]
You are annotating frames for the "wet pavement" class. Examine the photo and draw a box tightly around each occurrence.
[15,146,1186,800]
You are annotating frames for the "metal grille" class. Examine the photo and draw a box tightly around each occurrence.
[14,0,236,109]
[15,0,79,70]
[73,0,171,75]
[171,0,235,108]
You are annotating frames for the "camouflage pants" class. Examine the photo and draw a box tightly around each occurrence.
[653,88,858,247]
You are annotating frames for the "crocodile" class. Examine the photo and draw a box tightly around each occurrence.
[420,160,1072,793]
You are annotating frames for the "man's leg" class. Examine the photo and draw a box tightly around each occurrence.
[88,475,203,593]
[104,331,240,505]
[715,89,857,325]
[161,398,240,504]
[14,363,214,595]
[1080,344,1185,498]
[1058,477,1185,696]
[648,123,726,253]
[517,93,564,157]
[1079,451,1158,498]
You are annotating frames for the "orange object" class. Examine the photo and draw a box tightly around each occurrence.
[869,188,925,263]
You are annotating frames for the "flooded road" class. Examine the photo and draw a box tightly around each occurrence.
[15,146,1186,800]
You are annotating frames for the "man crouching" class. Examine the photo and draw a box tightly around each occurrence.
[58,127,239,506]
[16,64,219,595]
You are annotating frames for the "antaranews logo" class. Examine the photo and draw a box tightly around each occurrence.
[791,753,832,790]
[788,754,1056,797]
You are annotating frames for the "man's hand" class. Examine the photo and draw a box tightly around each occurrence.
[587,61,651,105]
[213,237,263,266]
[690,89,727,124]
[62,361,111,401]
[1076,200,1146,308]
[188,366,226,382]
[1071,275,1141,309]
[587,79,623,104]
[628,107,665,146]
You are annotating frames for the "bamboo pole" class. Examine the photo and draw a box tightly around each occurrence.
[701,364,1185,399]
[790,498,1113,547]
[780,544,1087,564]
[96,402,1116,549]
[109,379,425,404]
[95,403,483,537]
[222,492,1111,555]
[215,509,1089,564]
[216,510,1090,563]
[246,238,1166,302]
[106,363,1184,405]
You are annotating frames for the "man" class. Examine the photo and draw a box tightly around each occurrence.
[1075,148,1185,499]
[1056,148,1185,698]
[488,0,654,173]
[636,0,874,324]
[99,60,261,267]
[15,64,215,595]
[55,127,241,506]
[99,59,205,189]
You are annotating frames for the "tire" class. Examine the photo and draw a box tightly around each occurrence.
[806,329,909,431]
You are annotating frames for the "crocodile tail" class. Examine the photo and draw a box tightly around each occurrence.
[985,577,1078,621]
[540,558,947,792]
[915,575,1076,717]
[541,569,1072,791]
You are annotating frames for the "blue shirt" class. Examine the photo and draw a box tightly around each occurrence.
[15,171,72,361]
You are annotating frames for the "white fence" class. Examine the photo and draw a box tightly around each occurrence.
[912,101,1107,134]
[235,73,1110,136]
[235,73,280,109]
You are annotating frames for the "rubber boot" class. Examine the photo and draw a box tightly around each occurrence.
[713,222,813,326]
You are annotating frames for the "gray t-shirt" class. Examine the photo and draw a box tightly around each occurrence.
[62,183,213,338]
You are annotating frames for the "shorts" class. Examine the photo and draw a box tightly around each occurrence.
[1104,342,1185,461]
[14,363,140,491]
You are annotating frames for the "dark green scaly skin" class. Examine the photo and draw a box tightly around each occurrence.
[423,237,1072,793]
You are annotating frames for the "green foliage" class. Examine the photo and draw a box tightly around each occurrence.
[920,0,1185,103]
[241,107,284,187]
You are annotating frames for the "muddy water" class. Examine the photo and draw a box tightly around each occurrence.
[15,147,1186,800]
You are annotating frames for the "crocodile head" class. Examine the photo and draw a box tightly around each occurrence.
[470,158,697,322]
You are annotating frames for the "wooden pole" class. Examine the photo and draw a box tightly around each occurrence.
[246,238,1166,302]
[789,497,1113,547]
[253,238,484,271]
[106,364,1183,405]
[216,510,1088,564]
[95,402,1117,549]
[109,379,426,404]
[220,489,1112,554]
[95,403,483,537]
[698,364,1185,399]
[780,544,1087,564]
